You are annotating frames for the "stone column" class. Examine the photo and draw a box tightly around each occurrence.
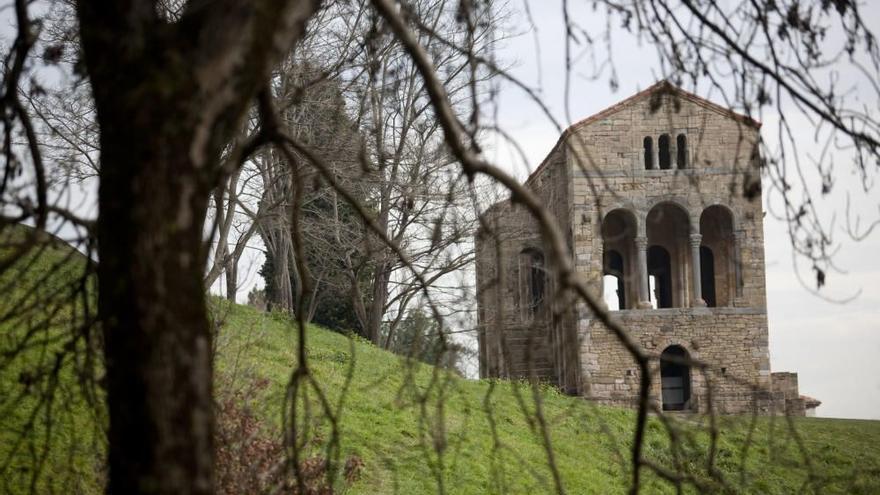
[690,233,707,307]
[635,236,652,308]
[670,142,678,169]
[597,242,608,309]
[733,230,744,299]
[651,142,658,170]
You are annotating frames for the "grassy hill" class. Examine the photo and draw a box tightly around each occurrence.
[2,235,880,494]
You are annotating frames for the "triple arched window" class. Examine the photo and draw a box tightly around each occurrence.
[643,133,688,170]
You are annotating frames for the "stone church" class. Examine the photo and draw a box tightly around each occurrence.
[475,81,817,415]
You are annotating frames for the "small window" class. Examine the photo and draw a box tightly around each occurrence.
[643,137,653,170]
[676,134,687,169]
[529,254,545,313]
[658,134,671,169]
[700,246,716,307]
[648,245,673,308]
[661,346,692,411]
[520,249,545,316]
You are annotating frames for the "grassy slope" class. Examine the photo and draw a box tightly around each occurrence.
[0,233,103,495]
[216,302,880,494]
[1,239,879,494]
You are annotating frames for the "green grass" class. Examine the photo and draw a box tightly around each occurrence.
[0,230,103,495]
[213,302,880,494]
[2,234,880,494]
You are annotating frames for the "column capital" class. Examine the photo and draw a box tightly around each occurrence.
[689,233,702,247]
[635,236,648,249]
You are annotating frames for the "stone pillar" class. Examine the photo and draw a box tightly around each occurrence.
[733,231,744,299]
[635,236,652,308]
[651,142,658,170]
[670,141,678,170]
[690,233,706,307]
[597,242,608,310]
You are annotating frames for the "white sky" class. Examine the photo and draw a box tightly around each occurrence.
[485,2,880,420]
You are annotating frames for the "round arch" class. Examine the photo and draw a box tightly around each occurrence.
[646,202,691,308]
[699,205,737,306]
[660,345,692,411]
[601,209,638,309]
[701,202,738,231]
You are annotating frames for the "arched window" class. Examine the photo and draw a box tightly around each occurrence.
[601,209,638,309]
[519,249,545,316]
[661,346,692,411]
[699,205,736,306]
[646,202,690,308]
[658,134,671,169]
[700,246,717,307]
[603,250,626,311]
[676,134,687,169]
[648,246,673,308]
[643,136,654,170]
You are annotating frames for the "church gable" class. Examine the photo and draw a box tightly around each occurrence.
[528,81,761,181]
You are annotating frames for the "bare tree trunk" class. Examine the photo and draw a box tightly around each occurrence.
[225,257,238,302]
[367,260,390,344]
[75,1,321,493]
[97,128,215,494]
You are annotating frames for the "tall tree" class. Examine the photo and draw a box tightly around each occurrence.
[74,2,320,493]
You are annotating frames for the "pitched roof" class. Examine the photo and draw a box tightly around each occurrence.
[524,80,762,185]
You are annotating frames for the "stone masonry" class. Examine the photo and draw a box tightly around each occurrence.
[476,81,813,415]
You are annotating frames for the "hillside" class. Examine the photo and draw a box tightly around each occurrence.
[2,238,880,494]
[215,303,880,494]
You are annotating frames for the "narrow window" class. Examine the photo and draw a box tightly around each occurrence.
[658,134,671,169]
[643,137,653,170]
[603,250,626,310]
[528,252,545,314]
[700,246,716,307]
[648,245,673,308]
[676,134,687,169]
[520,249,546,316]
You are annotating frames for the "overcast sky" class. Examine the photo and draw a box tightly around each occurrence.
[485,2,880,420]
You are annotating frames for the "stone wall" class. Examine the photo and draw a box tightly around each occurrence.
[771,372,806,416]
[583,308,771,414]
[476,143,575,387]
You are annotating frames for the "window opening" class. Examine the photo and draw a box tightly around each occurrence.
[661,346,692,411]
[676,134,687,168]
[647,245,673,308]
[603,250,626,310]
[528,251,545,314]
[700,246,716,307]
[658,134,671,169]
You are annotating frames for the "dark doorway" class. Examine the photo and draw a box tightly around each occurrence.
[700,246,716,307]
[647,246,673,308]
[661,346,691,411]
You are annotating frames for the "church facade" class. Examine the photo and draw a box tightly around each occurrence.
[475,81,812,415]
